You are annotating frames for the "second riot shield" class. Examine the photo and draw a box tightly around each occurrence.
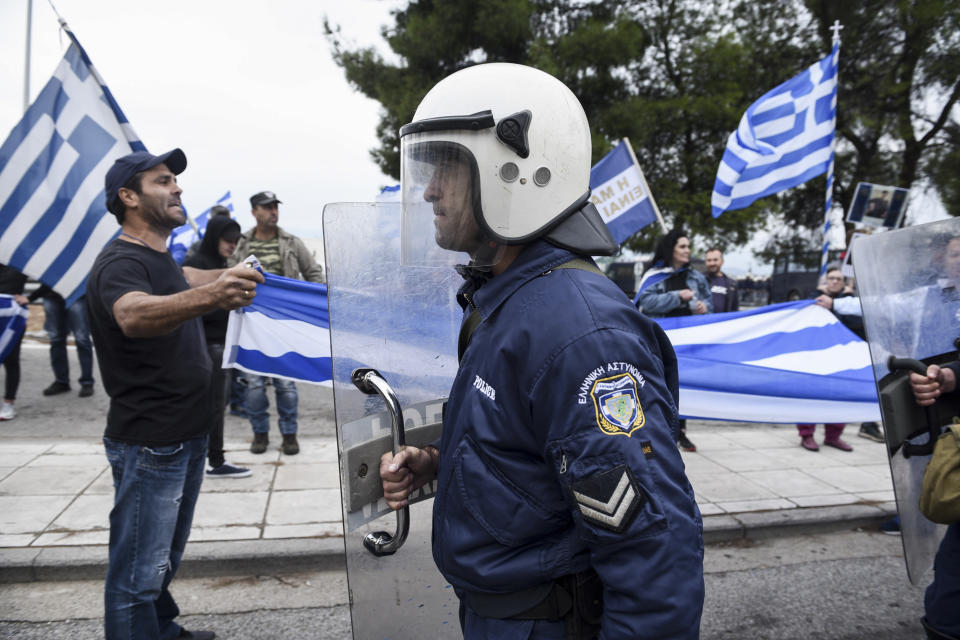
[854,216,960,584]
[323,202,463,638]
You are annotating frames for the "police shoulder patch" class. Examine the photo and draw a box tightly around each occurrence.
[590,372,645,437]
[571,465,644,533]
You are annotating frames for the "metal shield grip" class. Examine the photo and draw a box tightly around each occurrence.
[886,356,944,458]
[351,368,409,557]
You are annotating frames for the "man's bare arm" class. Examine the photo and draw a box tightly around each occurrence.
[182,266,226,287]
[113,265,263,337]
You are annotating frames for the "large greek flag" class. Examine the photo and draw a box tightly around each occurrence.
[711,44,838,218]
[0,296,29,365]
[223,272,332,385]
[0,28,144,305]
[658,300,880,423]
[589,139,663,243]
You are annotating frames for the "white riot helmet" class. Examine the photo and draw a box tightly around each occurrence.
[400,63,617,266]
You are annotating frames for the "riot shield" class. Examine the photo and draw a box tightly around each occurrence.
[854,217,960,584]
[323,202,463,638]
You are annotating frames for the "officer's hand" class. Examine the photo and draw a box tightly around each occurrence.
[380,446,437,510]
[678,289,694,302]
[814,294,833,309]
[211,265,265,310]
[910,365,957,406]
[693,300,707,314]
[13,295,28,306]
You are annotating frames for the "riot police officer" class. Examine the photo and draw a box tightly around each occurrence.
[380,63,705,639]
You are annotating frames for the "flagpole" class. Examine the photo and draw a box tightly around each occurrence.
[23,0,32,114]
[622,137,668,234]
[820,21,843,277]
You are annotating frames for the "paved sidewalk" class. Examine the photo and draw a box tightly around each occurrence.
[0,422,896,582]
[0,332,896,582]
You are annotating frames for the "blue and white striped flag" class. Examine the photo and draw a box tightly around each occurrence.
[657,300,879,423]
[168,191,234,264]
[0,296,29,365]
[223,272,331,385]
[711,44,838,218]
[590,139,664,243]
[0,27,145,306]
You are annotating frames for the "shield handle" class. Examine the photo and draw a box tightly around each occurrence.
[351,368,410,556]
[887,356,943,458]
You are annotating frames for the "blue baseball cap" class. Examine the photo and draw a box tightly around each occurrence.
[104,148,187,219]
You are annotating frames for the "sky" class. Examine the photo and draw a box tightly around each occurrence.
[0,0,404,241]
[0,1,951,277]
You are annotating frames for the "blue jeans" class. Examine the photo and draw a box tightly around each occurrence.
[43,295,94,386]
[926,522,960,637]
[103,435,207,640]
[244,373,298,435]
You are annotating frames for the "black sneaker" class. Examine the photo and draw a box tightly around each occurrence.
[858,422,884,443]
[880,516,901,535]
[79,384,94,398]
[677,433,697,452]
[250,432,269,454]
[282,433,300,455]
[206,462,252,478]
[42,381,71,396]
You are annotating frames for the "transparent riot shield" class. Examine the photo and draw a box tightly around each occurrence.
[854,217,960,584]
[323,202,463,638]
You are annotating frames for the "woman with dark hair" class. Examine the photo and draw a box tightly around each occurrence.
[634,229,712,451]
[183,216,252,478]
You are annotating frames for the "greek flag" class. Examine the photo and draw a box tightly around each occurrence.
[657,300,880,423]
[589,139,663,243]
[0,28,145,306]
[168,191,233,264]
[711,44,838,218]
[0,296,29,365]
[223,272,331,385]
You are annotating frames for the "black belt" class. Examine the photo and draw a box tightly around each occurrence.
[465,569,601,621]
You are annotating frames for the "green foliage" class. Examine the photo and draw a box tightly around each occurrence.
[326,0,960,258]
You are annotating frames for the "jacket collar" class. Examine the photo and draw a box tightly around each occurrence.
[243,226,289,242]
[464,240,580,319]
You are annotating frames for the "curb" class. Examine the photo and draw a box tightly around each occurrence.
[0,537,346,584]
[701,502,898,544]
[0,503,898,584]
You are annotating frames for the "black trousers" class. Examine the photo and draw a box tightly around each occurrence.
[3,335,22,401]
[206,342,229,468]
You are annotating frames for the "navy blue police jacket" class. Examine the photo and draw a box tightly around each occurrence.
[433,240,705,638]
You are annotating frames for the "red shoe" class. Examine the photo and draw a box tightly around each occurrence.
[800,435,819,451]
[823,437,853,452]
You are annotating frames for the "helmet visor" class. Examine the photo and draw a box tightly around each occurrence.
[400,137,503,267]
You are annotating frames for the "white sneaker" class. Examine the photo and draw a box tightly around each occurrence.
[0,401,15,421]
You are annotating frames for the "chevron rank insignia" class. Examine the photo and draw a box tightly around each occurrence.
[571,465,644,533]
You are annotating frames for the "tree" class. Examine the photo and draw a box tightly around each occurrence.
[326,0,960,259]
[805,0,960,218]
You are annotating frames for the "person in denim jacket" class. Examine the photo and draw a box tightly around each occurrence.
[634,229,711,452]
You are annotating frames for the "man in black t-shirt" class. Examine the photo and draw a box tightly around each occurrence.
[88,148,262,640]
